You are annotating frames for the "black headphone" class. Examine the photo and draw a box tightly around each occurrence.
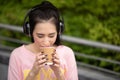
[23,1,64,36]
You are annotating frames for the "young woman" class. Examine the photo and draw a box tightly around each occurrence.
[8,1,78,80]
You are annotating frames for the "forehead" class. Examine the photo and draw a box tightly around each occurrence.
[34,22,57,33]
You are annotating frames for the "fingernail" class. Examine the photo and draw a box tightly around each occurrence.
[52,58,54,61]
[52,53,55,55]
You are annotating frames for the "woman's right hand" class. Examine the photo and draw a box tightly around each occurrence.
[26,52,47,80]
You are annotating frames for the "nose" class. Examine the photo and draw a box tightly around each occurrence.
[43,37,50,46]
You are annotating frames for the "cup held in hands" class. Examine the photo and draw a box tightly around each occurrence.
[40,47,55,65]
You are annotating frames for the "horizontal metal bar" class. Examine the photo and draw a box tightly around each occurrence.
[0,23,120,52]
[75,52,120,65]
[0,36,30,44]
[62,35,120,52]
[0,45,15,51]
[0,23,22,32]
[77,61,120,76]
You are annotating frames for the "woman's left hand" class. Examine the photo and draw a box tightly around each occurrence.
[50,51,60,71]
[50,52,65,80]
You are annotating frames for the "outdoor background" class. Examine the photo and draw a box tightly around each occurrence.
[0,0,120,73]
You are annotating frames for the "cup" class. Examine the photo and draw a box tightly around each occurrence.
[40,47,55,65]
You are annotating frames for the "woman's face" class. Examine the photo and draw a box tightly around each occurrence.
[33,22,57,48]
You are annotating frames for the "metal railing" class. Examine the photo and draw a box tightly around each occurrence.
[0,23,120,78]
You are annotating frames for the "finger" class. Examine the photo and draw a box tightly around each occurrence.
[53,63,60,67]
[52,61,60,67]
[38,59,47,68]
[52,49,56,56]
[38,58,47,65]
[52,53,59,64]
[36,54,46,61]
[38,63,46,68]
[36,52,42,60]
[37,52,43,56]
[53,54,59,60]
[53,58,60,64]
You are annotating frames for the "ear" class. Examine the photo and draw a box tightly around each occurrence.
[24,22,31,37]
[59,20,64,33]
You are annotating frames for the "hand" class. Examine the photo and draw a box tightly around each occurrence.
[50,52,65,80]
[30,52,47,76]
[50,51,61,74]
[50,51,60,70]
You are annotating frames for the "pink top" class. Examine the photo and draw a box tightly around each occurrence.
[8,45,78,80]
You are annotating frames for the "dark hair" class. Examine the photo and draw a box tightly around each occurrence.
[28,1,62,45]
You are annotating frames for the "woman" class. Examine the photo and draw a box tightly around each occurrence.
[8,1,78,80]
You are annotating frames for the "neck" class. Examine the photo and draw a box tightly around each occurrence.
[28,43,40,54]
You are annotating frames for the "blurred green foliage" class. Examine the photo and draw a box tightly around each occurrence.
[0,0,120,72]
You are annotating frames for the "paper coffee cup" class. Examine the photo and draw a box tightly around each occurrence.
[40,47,55,65]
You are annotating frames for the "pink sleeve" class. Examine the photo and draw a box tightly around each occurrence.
[65,47,78,80]
[8,51,22,80]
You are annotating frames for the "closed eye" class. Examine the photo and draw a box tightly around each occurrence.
[36,32,56,38]
[37,35,43,38]
[36,33,44,38]
[49,35,54,38]
[48,33,56,38]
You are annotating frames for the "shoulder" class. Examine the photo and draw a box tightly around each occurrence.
[57,45,74,55]
[57,45,76,62]
[58,45,73,51]
[10,45,25,57]
[9,45,25,65]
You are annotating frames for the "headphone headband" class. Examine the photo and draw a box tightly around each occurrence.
[23,1,64,36]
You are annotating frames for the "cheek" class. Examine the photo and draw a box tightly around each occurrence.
[52,35,57,43]
[33,36,41,44]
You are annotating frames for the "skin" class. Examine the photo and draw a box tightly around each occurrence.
[25,20,65,80]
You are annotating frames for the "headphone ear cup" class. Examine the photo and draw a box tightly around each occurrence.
[23,22,31,36]
[59,20,64,33]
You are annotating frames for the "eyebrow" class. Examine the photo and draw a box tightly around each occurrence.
[36,32,56,35]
